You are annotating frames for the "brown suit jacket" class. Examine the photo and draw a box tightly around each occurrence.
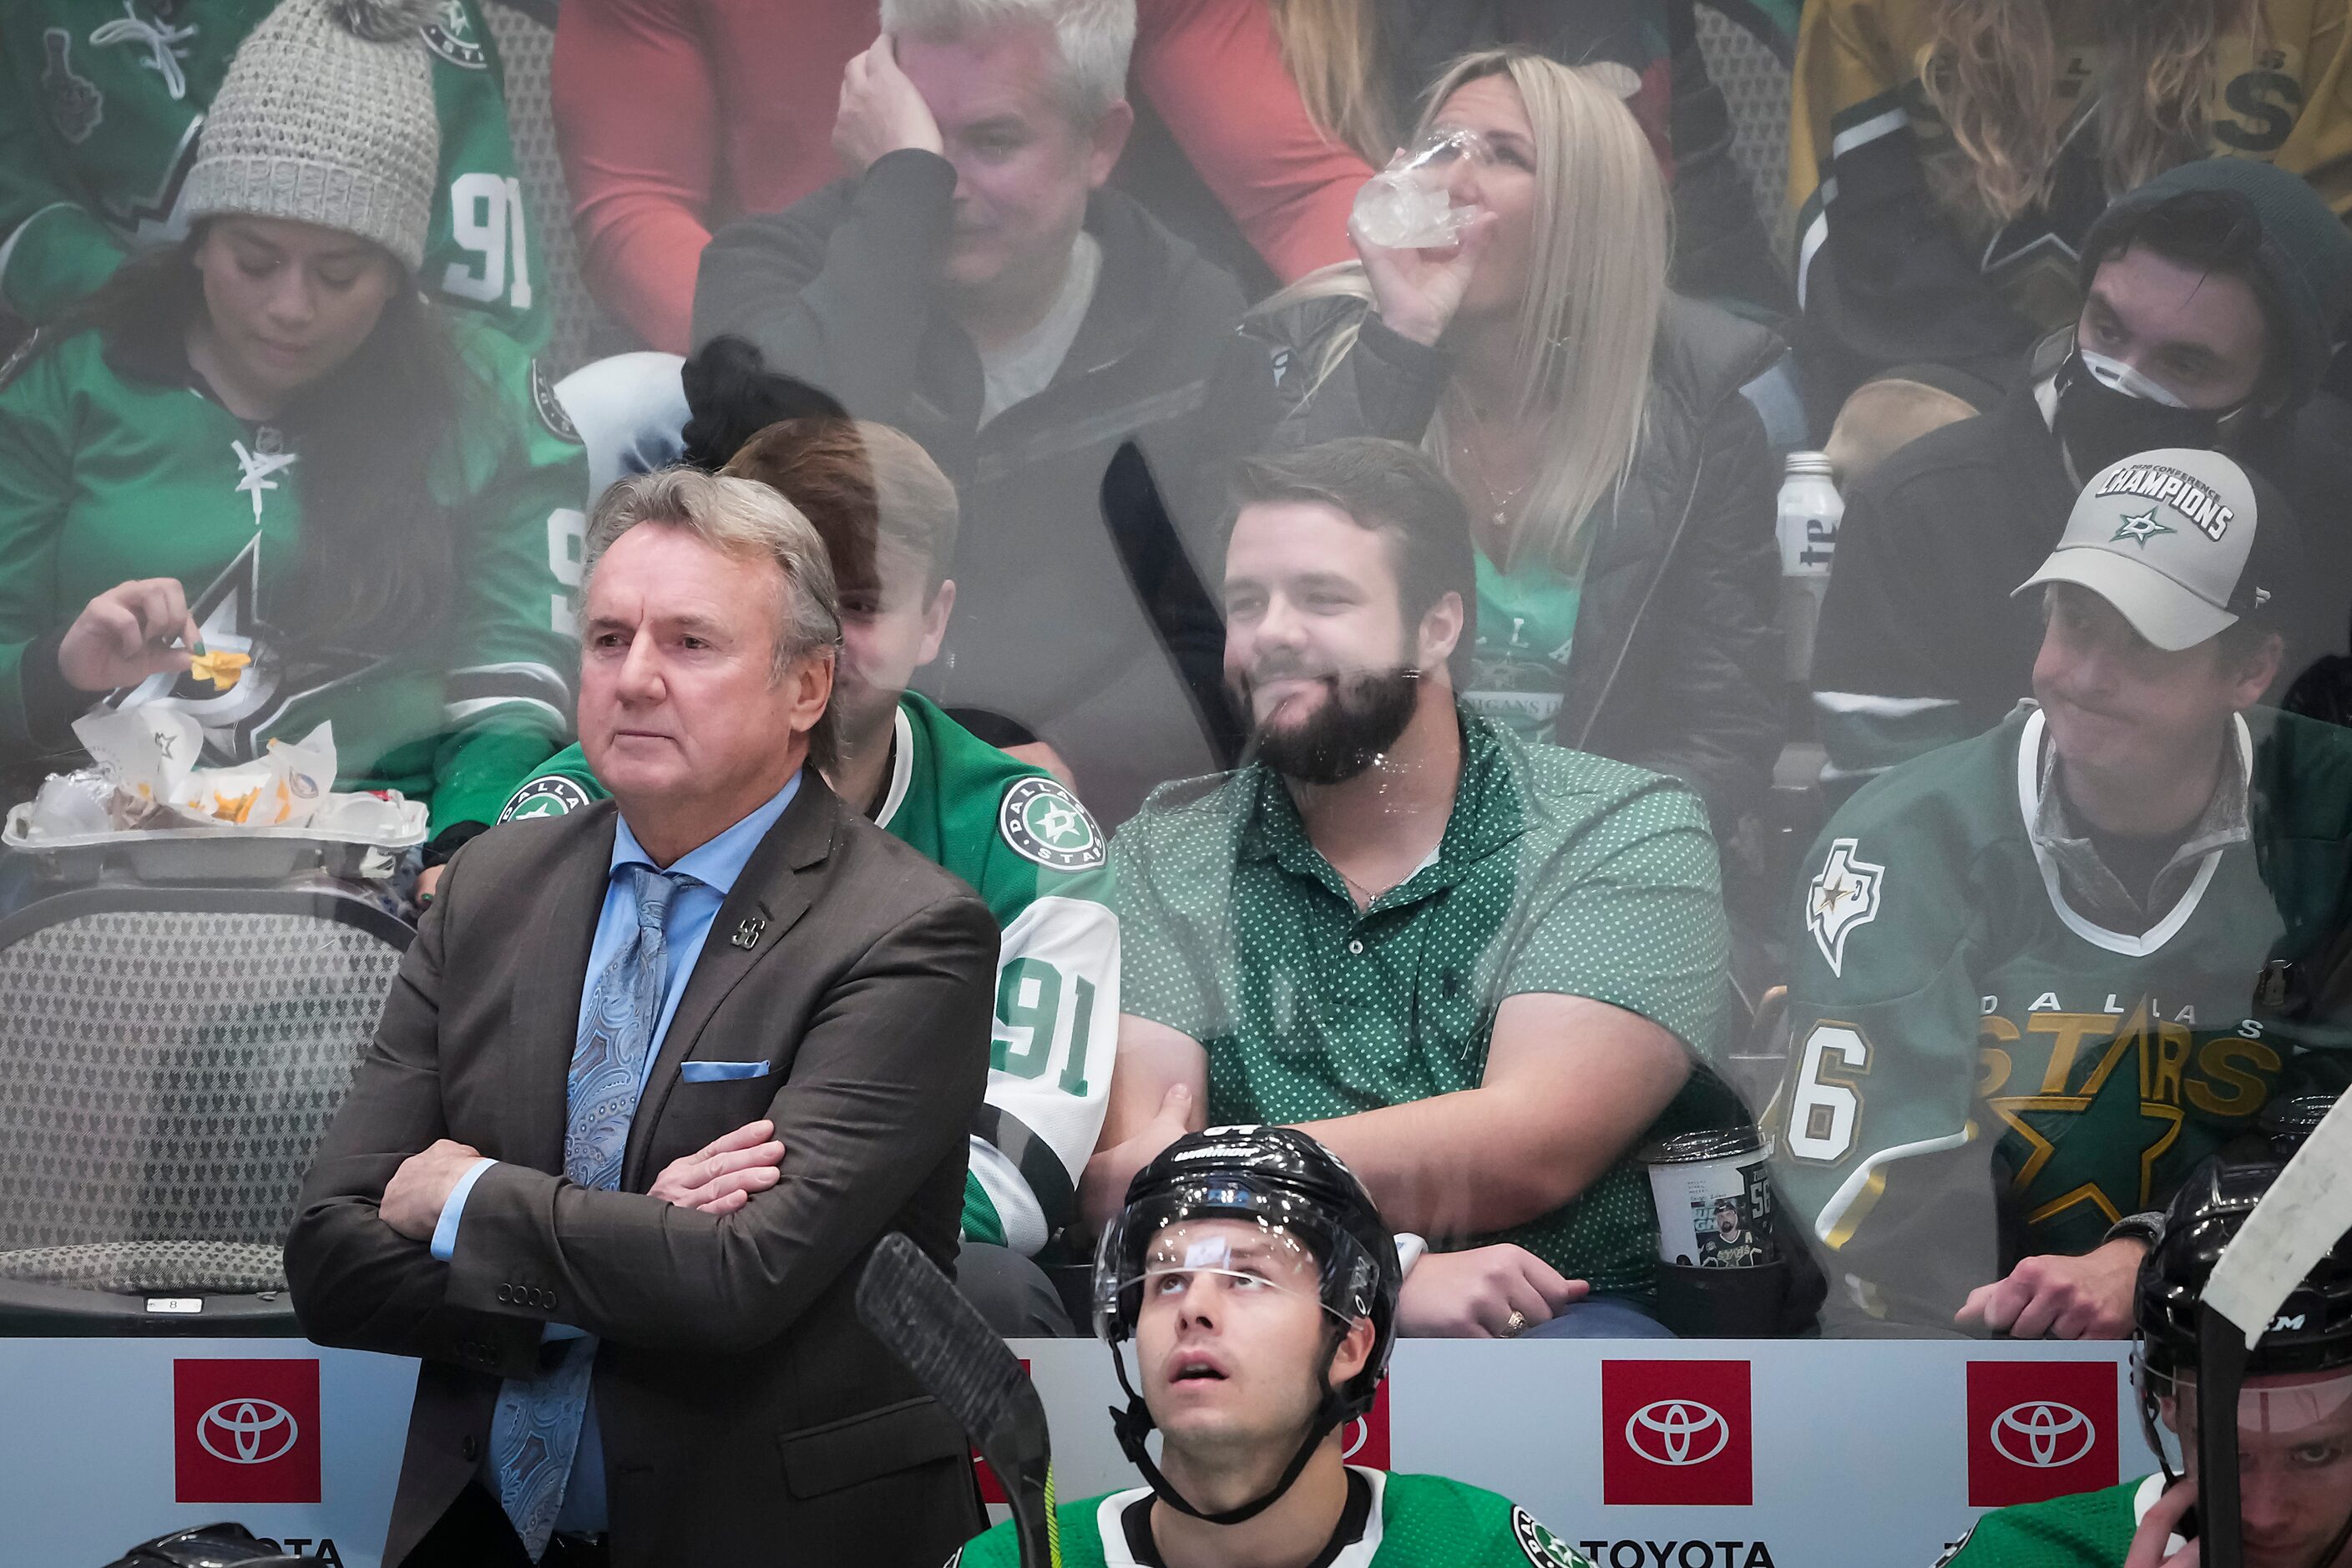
[285,776,997,1568]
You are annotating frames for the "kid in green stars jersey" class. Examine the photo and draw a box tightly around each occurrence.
[1,0,584,839]
[1771,449,2352,1335]
[498,412,1118,1275]
[0,0,547,349]
[951,1127,1591,1568]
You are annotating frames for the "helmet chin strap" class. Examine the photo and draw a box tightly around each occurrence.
[1107,1335,1353,1528]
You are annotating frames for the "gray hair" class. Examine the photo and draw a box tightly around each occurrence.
[580,467,844,772]
[879,0,1136,124]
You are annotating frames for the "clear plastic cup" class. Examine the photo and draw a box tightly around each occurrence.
[1351,128,1485,250]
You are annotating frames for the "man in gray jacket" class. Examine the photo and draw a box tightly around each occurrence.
[695,0,1272,822]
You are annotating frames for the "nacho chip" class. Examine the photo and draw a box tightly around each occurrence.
[190,648,251,691]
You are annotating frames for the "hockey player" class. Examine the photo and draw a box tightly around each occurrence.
[497,414,1118,1333]
[0,0,547,348]
[1773,447,2352,1336]
[0,0,583,861]
[1939,1155,2352,1567]
[951,1125,1593,1568]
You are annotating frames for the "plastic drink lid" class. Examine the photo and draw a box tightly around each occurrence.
[1639,1126,1765,1165]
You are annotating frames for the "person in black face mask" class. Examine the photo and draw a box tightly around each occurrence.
[1805,156,2352,793]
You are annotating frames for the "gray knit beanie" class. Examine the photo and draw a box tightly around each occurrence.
[182,0,442,275]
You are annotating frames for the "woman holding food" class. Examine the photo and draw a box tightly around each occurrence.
[0,0,584,876]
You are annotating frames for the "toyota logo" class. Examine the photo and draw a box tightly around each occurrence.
[1990,1402,2095,1469]
[1625,1399,1730,1466]
[196,1398,300,1465]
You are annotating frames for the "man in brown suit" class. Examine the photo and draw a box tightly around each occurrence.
[286,468,997,1568]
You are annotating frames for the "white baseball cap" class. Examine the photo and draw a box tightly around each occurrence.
[2014,448,2286,651]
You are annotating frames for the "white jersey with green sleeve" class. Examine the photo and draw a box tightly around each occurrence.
[496,692,1119,1254]
[947,1470,1595,1568]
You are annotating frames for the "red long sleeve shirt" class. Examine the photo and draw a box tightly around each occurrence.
[552,0,1371,352]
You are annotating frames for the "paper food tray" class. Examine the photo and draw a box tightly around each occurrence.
[4,798,427,884]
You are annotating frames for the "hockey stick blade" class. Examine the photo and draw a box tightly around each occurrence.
[857,1232,1061,1568]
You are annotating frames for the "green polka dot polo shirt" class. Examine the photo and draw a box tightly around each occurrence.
[1111,711,1731,1296]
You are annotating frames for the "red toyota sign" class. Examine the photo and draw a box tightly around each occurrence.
[1601,1360,1753,1506]
[1965,1360,2118,1507]
[1339,1380,1392,1469]
[174,1358,321,1505]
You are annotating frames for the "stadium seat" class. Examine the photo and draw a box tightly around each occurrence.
[0,885,409,1334]
[1694,3,1795,263]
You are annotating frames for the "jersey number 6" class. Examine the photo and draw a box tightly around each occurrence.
[1787,1024,1869,1163]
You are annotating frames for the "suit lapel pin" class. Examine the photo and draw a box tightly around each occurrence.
[731,915,768,950]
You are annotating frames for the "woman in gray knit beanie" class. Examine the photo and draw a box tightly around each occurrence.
[177,0,443,414]
[0,0,584,881]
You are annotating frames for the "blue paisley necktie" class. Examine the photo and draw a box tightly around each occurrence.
[490,863,686,1559]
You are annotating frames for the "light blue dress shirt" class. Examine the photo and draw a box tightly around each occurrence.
[428,770,802,1533]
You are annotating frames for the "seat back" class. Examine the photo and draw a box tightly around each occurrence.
[0,888,409,1297]
[1695,4,1795,260]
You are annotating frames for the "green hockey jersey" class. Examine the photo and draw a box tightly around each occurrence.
[498,690,1120,1252]
[948,1470,1594,1568]
[0,0,547,348]
[1937,1475,2171,1566]
[0,312,585,832]
[1772,704,2352,1328]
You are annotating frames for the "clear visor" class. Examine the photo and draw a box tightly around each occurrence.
[1095,1197,1372,1341]
[1132,1221,1336,1312]
[2142,1364,2352,1482]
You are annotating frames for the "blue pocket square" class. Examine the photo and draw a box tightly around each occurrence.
[678,1060,774,1083]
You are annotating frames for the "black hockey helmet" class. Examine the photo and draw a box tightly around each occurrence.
[1094,1125,1402,1525]
[2260,1093,2342,1161]
[2134,1155,2352,1568]
[2139,1160,2352,1386]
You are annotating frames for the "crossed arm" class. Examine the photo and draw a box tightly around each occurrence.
[286,861,997,1371]
[1077,994,1691,1336]
[1080,993,1692,1239]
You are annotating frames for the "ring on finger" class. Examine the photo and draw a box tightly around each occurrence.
[1501,1308,1530,1338]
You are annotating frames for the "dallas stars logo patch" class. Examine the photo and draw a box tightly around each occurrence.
[1806,837,1885,978]
[2111,507,2174,548]
[1512,1506,1586,1566]
[499,775,594,822]
[999,776,1104,871]
[422,0,487,68]
[531,359,582,444]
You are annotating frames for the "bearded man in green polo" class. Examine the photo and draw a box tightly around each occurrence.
[1082,437,1732,1339]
